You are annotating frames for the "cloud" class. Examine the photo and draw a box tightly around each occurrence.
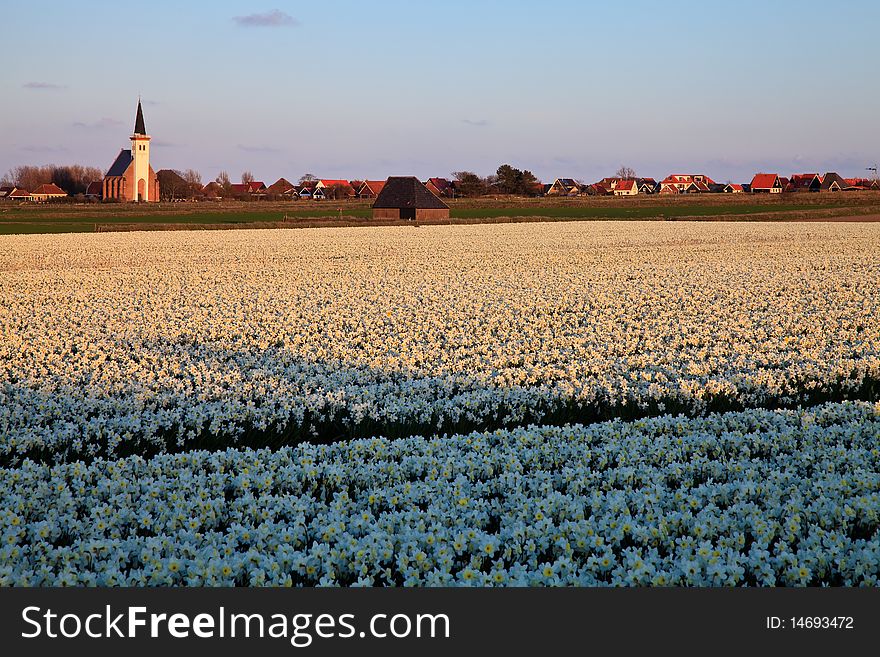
[22,82,66,90]
[233,9,300,27]
[237,144,281,153]
[461,119,490,127]
[20,145,69,153]
[72,117,124,130]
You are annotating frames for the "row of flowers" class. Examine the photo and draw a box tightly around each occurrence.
[1,222,878,463]
[1,401,877,586]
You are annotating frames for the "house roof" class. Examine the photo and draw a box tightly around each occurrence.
[750,173,779,189]
[616,179,636,191]
[660,174,717,185]
[426,177,453,193]
[9,189,31,198]
[31,183,66,196]
[821,172,846,189]
[788,174,819,189]
[372,176,450,209]
[0,186,15,197]
[106,149,133,177]
[360,180,387,195]
[318,179,355,189]
[230,181,266,194]
[134,99,146,135]
[85,181,103,196]
[265,178,296,194]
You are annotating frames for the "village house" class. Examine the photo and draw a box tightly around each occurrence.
[750,173,783,193]
[425,177,454,197]
[613,179,638,196]
[84,181,103,200]
[315,179,356,199]
[820,172,847,192]
[785,174,821,192]
[230,181,267,198]
[103,100,160,202]
[0,186,19,199]
[637,178,657,194]
[372,176,450,221]
[357,180,387,199]
[29,183,68,202]
[660,174,716,193]
[546,178,582,196]
[7,189,32,201]
[264,178,297,199]
[201,181,224,199]
[843,178,880,190]
[723,183,745,193]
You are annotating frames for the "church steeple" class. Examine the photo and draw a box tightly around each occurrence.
[134,98,146,135]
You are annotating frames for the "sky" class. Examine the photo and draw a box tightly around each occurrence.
[1,0,879,184]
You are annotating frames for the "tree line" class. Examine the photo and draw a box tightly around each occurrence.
[1,165,103,196]
[3,162,554,201]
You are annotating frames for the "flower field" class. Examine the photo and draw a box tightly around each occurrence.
[1,402,878,586]
[1,221,879,586]
[1,222,878,464]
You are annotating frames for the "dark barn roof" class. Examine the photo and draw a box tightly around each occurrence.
[106,149,133,177]
[372,176,449,210]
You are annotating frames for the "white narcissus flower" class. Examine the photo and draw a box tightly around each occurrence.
[0,401,877,586]
[0,222,878,461]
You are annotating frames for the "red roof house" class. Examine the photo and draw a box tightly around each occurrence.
[785,174,821,192]
[30,183,68,201]
[230,181,267,196]
[613,179,638,196]
[315,179,356,198]
[357,180,387,198]
[425,177,455,197]
[750,173,782,193]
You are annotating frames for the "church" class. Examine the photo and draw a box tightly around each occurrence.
[102,100,160,202]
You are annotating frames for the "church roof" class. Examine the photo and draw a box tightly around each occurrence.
[106,149,133,177]
[134,99,146,135]
[372,176,450,209]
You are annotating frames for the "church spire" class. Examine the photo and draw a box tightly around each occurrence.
[134,98,146,135]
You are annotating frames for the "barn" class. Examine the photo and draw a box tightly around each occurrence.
[372,176,450,221]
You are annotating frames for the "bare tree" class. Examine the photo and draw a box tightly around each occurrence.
[241,171,254,185]
[3,164,102,194]
[298,173,317,184]
[215,170,232,193]
[324,182,353,200]
[182,169,202,198]
[183,169,202,187]
[615,165,636,180]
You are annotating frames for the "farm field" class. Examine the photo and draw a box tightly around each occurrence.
[2,191,880,234]
[1,221,878,586]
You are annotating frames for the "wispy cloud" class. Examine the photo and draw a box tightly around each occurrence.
[22,82,66,90]
[237,144,281,153]
[233,9,300,28]
[20,145,69,153]
[152,139,180,148]
[461,118,490,127]
[72,117,124,130]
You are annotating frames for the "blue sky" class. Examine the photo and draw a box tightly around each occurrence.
[1,0,878,184]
